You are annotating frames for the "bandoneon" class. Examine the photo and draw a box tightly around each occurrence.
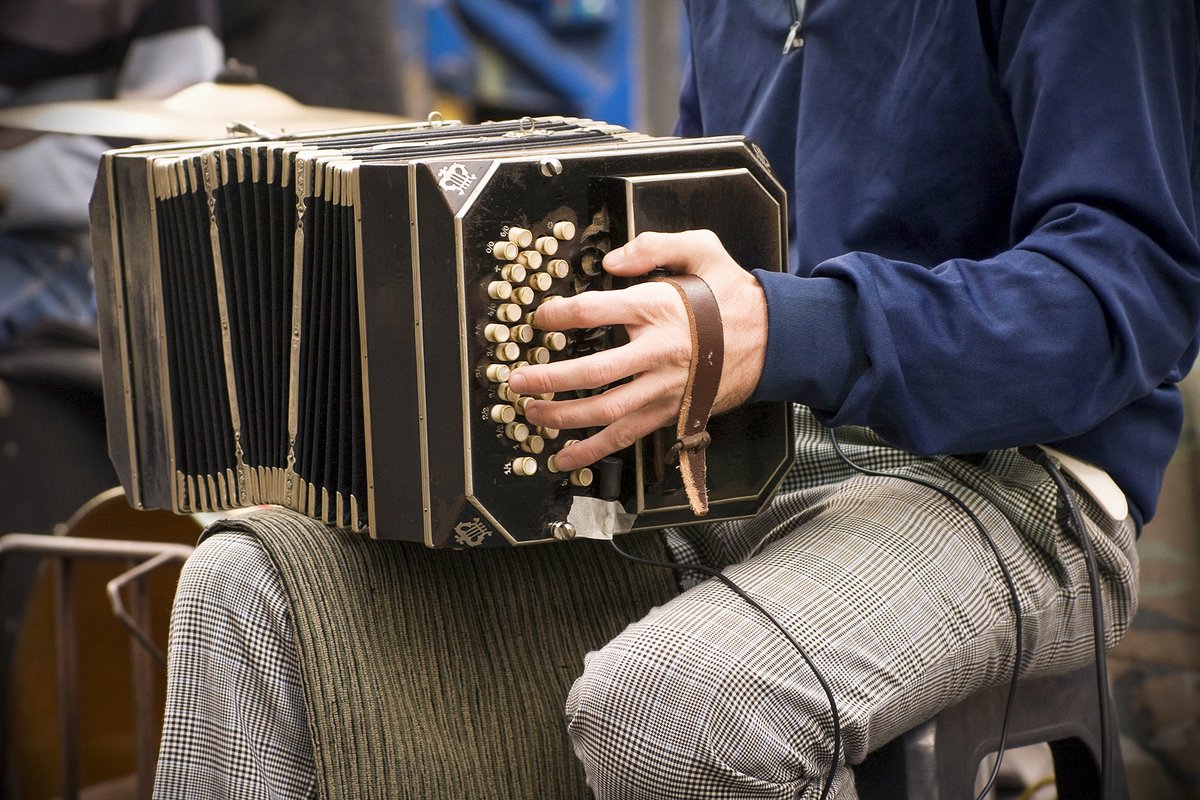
[90,116,795,547]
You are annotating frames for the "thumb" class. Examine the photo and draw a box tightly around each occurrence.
[602,229,728,278]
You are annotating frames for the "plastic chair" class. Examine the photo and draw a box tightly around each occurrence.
[856,665,1129,799]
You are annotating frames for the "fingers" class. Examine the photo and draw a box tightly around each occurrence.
[531,282,679,332]
[510,335,689,396]
[542,404,675,473]
[501,228,753,472]
[602,229,727,277]
[522,376,674,431]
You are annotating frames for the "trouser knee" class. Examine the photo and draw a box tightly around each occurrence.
[565,613,831,799]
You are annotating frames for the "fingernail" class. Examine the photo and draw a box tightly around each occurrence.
[508,370,526,392]
[603,248,625,268]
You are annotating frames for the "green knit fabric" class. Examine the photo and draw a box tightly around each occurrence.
[203,508,680,799]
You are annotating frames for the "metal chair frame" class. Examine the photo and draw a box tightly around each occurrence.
[0,529,193,800]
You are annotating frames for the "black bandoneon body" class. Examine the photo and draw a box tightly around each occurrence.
[91,117,795,547]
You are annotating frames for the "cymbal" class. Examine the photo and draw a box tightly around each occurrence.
[0,82,408,141]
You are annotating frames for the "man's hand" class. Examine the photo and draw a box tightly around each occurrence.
[507,229,768,472]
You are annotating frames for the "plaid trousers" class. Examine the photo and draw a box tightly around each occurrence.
[154,407,1138,799]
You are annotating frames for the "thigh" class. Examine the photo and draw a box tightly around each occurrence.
[699,473,1035,760]
[156,532,315,800]
[569,456,1137,798]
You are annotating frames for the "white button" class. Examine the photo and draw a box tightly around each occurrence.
[485,364,510,382]
[510,324,534,343]
[528,347,550,364]
[484,323,510,343]
[534,236,559,255]
[538,426,560,439]
[542,331,567,351]
[553,220,576,240]
[487,280,512,300]
[546,259,570,279]
[529,272,553,291]
[495,342,520,361]
[517,250,543,270]
[493,241,518,261]
[496,303,522,322]
[514,396,533,414]
[505,422,530,442]
[489,404,516,424]
[497,382,517,402]
[507,226,533,247]
[570,468,593,487]
[501,263,527,283]
[520,435,545,454]
[513,286,535,306]
[546,454,562,473]
[511,457,538,476]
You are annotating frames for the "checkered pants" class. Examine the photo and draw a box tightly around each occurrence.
[154,408,1138,799]
[154,527,315,799]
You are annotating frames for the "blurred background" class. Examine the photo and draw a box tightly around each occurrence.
[227,0,686,134]
[0,1,1195,798]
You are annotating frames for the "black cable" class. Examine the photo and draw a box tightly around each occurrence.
[827,430,1024,800]
[608,534,842,800]
[608,425,1100,799]
[1025,448,1113,798]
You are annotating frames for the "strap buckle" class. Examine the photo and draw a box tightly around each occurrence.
[665,430,712,465]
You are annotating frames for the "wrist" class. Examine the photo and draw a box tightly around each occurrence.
[716,270,768,413]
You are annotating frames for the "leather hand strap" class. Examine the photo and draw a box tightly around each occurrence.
[651,273,724,516]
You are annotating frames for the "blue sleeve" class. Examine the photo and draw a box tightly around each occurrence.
[751,0,1200,455]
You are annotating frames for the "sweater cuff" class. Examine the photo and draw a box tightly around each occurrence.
[748,270,867,413]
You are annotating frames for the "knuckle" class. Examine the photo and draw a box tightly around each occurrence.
[628,230,667,260]
[672,338,693,362]
[575,440,606,467]
[571,294,603,326]
[609,424,642,452]
[537,298,572,329]
[623,234,647,260]
[579,359,611,389]
[636,285,681,324]
[694,228,721,248]
[687,228,727,261]
[537,403,566,427]
[528,373,554,394]
[660,336,692,365]
[597,393,634,426]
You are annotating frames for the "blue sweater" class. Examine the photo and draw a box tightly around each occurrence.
[678,0,1200,525]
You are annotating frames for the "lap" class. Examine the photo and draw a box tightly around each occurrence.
[569,413,1139,798]
[156,412,1140,799]
[155,532,315,800]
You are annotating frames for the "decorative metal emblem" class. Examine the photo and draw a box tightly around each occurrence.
[453,516,492,547]
[436,163,478,197]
